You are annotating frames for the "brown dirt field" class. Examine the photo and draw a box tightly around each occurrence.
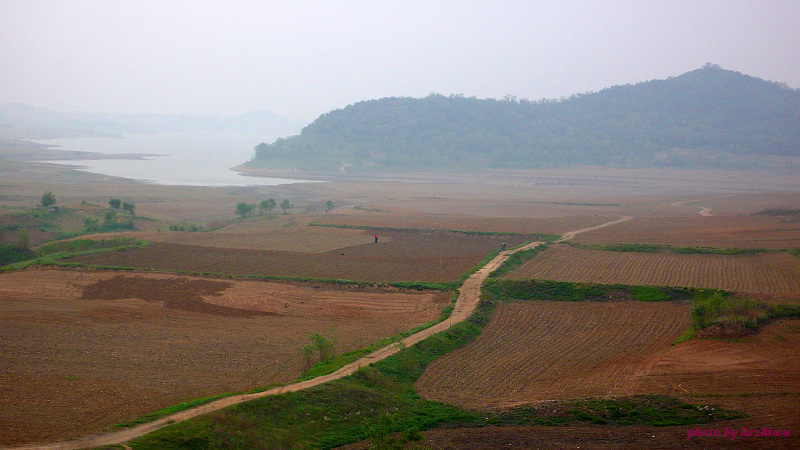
[0,268,450,446]
[503,244,800,300]
[415,300,691,409]
[65,229,530,282]
[574,215,800,249]
[413,302,800,449]
[314,210,612,236]
[634,320,800,399]
[120,224,375,253]
[670,192,800,216]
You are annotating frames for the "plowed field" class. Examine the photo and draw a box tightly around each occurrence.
[314,212,610,236]
[119,224,374,253]
[574,215,800,249]
[415,300,690,409]
[0,268,450,446]
[66,229,530,282]
[415,303,800,447]
[503,244,800,300]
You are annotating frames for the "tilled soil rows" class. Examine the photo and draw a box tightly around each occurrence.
[66,229,530,282]
[0,268,450,446]
[504,244,800,300]
[575,215,800,249]
[415,300,691,409]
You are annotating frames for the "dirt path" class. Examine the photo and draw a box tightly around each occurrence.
[670,195,734,217]
[7,218,629,450]
[556,216,633,242]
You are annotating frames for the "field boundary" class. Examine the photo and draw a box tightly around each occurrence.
[308,221,560,241]
[4,217,632,450]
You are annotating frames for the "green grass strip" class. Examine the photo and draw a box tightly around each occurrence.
[567,241,772,255]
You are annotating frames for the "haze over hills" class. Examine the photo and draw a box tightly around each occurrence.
[249,64,800,173]
[0,103,302,139]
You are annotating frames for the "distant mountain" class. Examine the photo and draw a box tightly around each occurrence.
[248,64,800,173]
[0,103,302,137]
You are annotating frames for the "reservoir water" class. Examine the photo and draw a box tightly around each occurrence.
[35,131,310,186]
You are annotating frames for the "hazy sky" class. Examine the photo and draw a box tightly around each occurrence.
[2,0,799,123]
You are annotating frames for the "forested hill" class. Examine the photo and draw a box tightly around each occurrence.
[250,65,800,172]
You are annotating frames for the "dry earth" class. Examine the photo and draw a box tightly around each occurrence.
[0,268,449,446]
[575,215,800,249]
[64,230,530,282]
[504,244,800,301]
[415,300,692,408]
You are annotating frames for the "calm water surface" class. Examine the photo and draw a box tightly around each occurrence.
[35,131,311,186]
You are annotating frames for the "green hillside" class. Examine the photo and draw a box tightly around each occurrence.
[249,64,800,173]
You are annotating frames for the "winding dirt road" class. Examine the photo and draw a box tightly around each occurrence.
[8,218,629,450]
[670,195,735,217]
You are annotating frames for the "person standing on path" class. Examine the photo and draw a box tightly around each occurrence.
[374,235,378,243]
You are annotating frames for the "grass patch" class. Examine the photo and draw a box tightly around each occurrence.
[0,244,36,266]
[757,207,800,216]
[482,279,697,303]
[568,241,771,255]
[353,205,391,213]
[629,285,672,302]
[112,395,231,430]
[1,238,150,271]
[493,395,743,427]
[688,292,800,338]
[168,223,204,232]
[36,236,141,255]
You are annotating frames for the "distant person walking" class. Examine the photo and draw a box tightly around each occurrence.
[501,242,506,250]
[374,235,378,243]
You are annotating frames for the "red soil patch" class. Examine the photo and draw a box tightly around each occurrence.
[0,268,450,446]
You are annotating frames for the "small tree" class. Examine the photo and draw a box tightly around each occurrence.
[325,200,335,213]
[40,191,56,208]
[280,199,293,214]
[84,217,100,232]
[235,202,254,218]
[301,344,315,368]
[109,198,121,209]
[301,327,338,365]
[122,202,135,215]
[305,204,315,213]
[259,198,277,215]
[16,230,30,250]
[104,209,118,226]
